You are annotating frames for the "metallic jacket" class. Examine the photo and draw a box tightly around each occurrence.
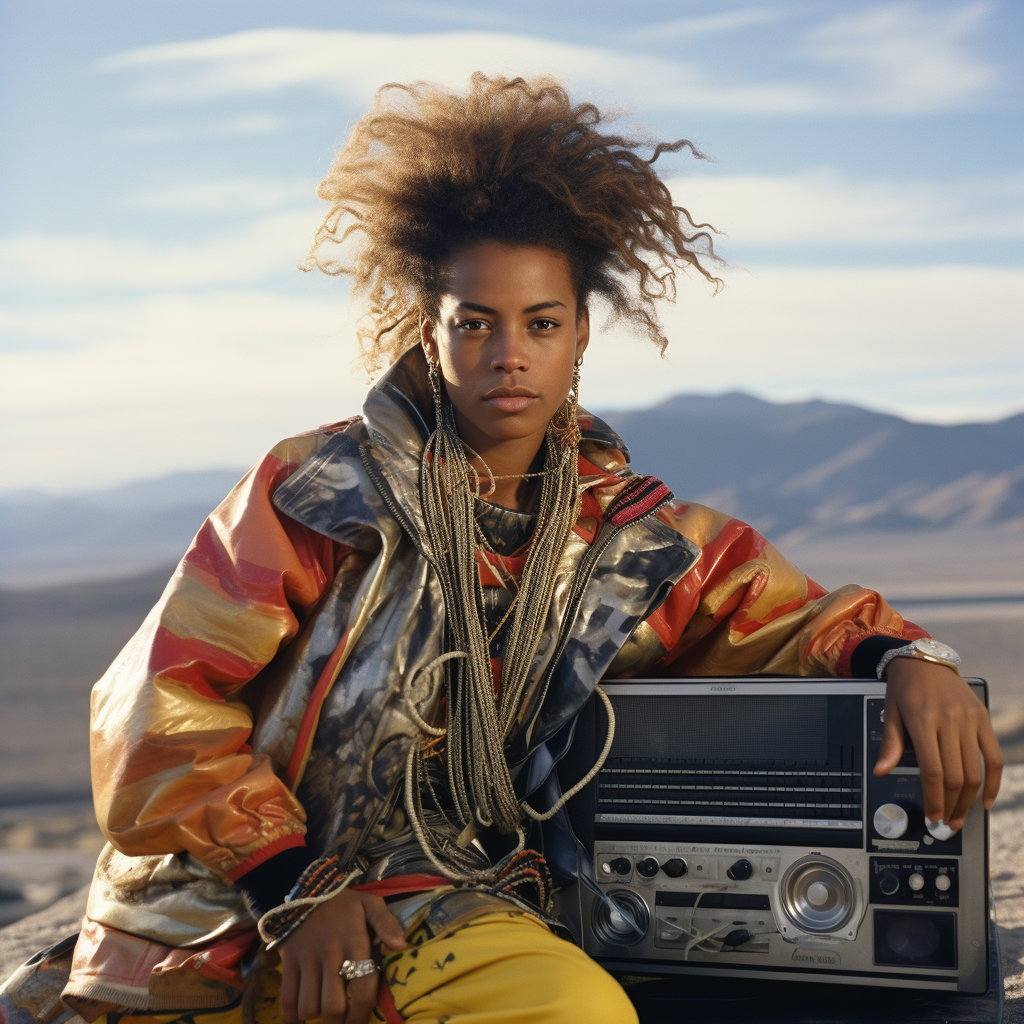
[0,348,927,1021]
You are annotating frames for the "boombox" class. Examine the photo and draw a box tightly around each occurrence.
[557,678,990,994]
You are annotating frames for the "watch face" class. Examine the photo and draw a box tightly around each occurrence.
[914,639,961,665]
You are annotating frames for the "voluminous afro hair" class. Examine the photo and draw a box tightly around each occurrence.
[306,73,722,373]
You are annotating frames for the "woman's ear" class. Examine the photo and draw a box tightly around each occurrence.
[575,305,591,362]
[420,316,439,363]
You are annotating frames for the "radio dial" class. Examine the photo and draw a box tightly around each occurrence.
[636,857,660,878]
[727,858,753,881]
[879,869,900,896]
[909,872,925,891]
[935,874,951,892]
[609,857,631,876]
[662,858,687,878]
[873,803,909,839]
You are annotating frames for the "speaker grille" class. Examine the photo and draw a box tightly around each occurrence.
[597,694,860,829]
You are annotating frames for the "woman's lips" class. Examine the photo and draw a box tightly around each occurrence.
[483,387,538,413]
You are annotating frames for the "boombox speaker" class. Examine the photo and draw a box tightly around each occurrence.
[556,678,991,994]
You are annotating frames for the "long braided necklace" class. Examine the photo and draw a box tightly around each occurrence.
[415,372,581,848]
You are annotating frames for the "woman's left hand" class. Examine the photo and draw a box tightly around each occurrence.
[873,659,1003,831]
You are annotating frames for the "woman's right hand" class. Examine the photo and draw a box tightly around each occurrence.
[279,888,408,1024]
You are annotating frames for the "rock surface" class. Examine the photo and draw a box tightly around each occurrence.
[2,766,1023,1019]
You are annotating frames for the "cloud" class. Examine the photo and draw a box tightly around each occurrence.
[0,210,319,289]
[127,176,314,214]
[806,2,1000,112]
[119,114,287,144]
[3,265,1022,489]
[97,19,999,117]
[671,169,1024,245]
[627,7,787,43]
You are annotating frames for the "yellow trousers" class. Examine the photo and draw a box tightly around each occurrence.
[374,909,638,1023]
[102,909,637,1024]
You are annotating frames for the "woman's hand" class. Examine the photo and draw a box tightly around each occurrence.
[279,888,408,1024]
[874,659,1003,831]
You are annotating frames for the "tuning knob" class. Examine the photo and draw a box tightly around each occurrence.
[608,857,631,876]
[873,803,909,839]
[662,858,687,878]
[636,856,660,878]
[879,869,900,896]
[926,818,956,842]
[727,858,753,881]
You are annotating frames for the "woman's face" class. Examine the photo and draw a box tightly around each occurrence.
[421,240,589,457]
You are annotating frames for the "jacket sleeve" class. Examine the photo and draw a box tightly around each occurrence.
[90,432,354,881]
[647,502,929,678]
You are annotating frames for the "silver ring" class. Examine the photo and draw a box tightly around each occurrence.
[338,958,378,982]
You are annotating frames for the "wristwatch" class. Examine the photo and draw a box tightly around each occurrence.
[876,638,962,680]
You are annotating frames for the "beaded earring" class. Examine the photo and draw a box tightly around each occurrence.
[549,357,583,450]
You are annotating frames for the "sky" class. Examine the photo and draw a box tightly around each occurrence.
[1,0,1022,492]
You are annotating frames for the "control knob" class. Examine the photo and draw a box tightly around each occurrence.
[661,858,687,878]
[636,857,660,878]
[935,874,952,892]
[873,803,909,839]
[908,872,925,891]
[608,857,631,876]
[926,817,956,842]
[879,869,900,896]
[727,858,753,881]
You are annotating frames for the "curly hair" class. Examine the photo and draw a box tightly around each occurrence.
[305,74,721,373]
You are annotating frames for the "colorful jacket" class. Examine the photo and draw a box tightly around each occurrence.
[0,347,927,1021]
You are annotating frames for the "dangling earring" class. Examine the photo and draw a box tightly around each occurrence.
[426,355,442,410]
[550,357,582,451]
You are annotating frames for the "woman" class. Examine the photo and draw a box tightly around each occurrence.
[1,75,1002,1024]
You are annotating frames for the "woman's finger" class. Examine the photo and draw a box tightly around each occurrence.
[279,960,301,1024]
[947,729,983,830]
[933,716,965,826]
[979,717,1005,810]
[906,718,946,825]
[343,972,379,1024]
[320,957,349,1024]
[873,697,906,777]
[362,895,408,950]
[296,960,323,1023]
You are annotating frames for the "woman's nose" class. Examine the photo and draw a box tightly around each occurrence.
[490,328,529,373]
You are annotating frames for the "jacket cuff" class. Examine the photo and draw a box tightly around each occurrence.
[843,634,915,679]
[232,841,314,918]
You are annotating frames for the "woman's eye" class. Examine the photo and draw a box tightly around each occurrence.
[457,319,489,332]
[531,318,559,330]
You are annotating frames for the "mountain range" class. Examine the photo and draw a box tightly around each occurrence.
[2,393,1022,585]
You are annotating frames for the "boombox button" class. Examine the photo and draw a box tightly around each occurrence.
[607,857,631,876]
[935,873,952,892]
[908,872,925,891]
[662,858,687,878]
[727,858,754,881]
[636,857,660,878]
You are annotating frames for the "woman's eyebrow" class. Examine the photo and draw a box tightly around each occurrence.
[454,300,568,315]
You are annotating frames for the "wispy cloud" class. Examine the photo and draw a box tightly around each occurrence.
[672,169,1024,245]
[119,113,287,144]
[97,18,1001,117]
[805,1,1000,112]
[127,176,314,213]
[391,2,516,30]
[0,210,318,289]
[627,7,788,44]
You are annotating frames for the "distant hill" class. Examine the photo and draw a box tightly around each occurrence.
[601,393,1024,543]
[0,470,244,586]
[2,394,1023,585]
